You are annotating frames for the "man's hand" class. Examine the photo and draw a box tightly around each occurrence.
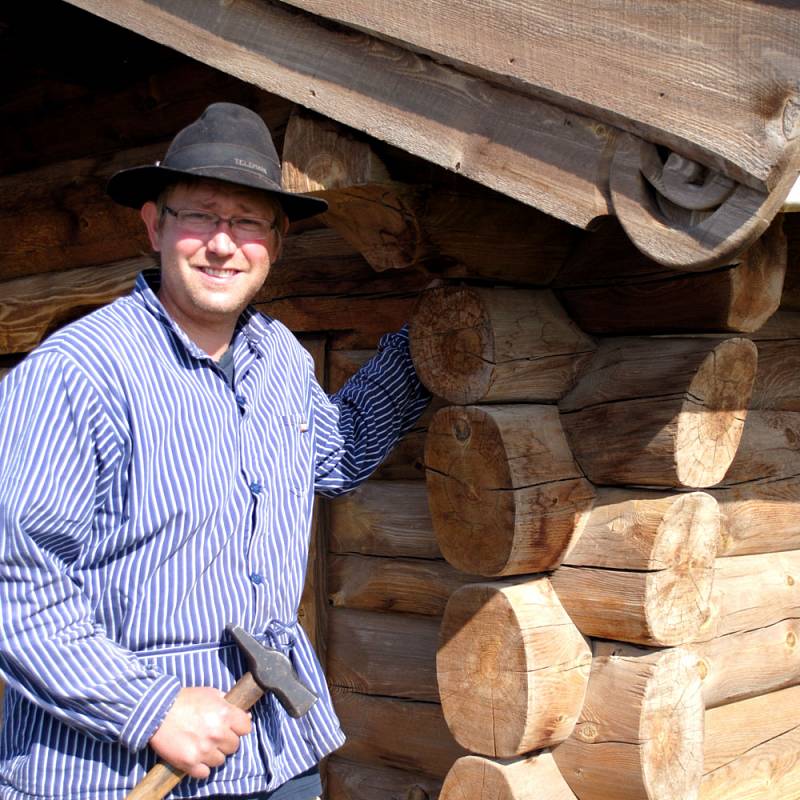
[149,687,252,779]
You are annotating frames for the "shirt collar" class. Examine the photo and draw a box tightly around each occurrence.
[132,270,273,361]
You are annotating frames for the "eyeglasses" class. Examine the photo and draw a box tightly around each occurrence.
[163,206,278,240]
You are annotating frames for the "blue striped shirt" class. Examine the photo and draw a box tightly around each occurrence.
[0,271,429,799]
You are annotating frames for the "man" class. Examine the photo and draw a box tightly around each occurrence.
[0,103,430,799]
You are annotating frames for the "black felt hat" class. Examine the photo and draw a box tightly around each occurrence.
[106,102,328,222]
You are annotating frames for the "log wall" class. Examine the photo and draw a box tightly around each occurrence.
[5,4,800,799]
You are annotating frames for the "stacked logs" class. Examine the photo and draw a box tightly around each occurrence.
[404,217,800,800]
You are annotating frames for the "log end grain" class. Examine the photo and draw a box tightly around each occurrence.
[425,405,595,576]
[440,754,578,800]
[409,286,595,404]
[555,644,704,800]
[437,579,591,758]
[410,286,495,404]
[676,338,757,487]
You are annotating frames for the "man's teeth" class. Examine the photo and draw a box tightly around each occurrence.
[201,267,237,278]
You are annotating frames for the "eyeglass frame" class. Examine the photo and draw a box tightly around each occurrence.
[161,205,279,241]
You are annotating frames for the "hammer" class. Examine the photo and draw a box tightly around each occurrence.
[126,624,318,800]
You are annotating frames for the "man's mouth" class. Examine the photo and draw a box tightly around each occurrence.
[199,267,238,279]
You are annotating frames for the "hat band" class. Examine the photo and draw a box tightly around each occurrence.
[162,141,282,183]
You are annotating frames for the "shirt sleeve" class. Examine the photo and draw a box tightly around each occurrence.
[312,325,431,496]
[0,353,180,751]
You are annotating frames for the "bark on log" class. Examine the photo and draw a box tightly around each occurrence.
[326,758,442,800]
[425,405,596,576]
[553,643,704,800]
[690,618,800,709]
[557,215,786,334]
[409,287,595,404]
[329,480,441,558]
[327,608,439,702]
[700,687,800,799]
[328,554,476,616]
[439,753,577,800]
[553,490,720,646]
[560,337,757,488]
[696,551,800,642]
[332,690,468,779]
[437,578,591,758]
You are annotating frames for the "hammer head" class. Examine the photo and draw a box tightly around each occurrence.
[227,624,318,718]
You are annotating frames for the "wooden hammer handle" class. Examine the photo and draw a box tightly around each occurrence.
[125,673,264,800]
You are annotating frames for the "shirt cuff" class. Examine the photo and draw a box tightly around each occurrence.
[118,673,182,752]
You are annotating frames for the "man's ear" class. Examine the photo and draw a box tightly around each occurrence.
[140,202,162,252]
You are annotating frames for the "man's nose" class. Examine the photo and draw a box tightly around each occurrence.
[206,225,237,255]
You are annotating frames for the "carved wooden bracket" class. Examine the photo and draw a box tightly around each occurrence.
[610,133,798,271]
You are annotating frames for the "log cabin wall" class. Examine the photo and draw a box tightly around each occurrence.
[4,3,800,800]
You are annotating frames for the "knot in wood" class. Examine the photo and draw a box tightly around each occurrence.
[577,722,598,742]
[453,418,471,443]
[787,632,797,648]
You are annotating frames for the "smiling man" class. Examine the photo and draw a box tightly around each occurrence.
[0,104,430,800]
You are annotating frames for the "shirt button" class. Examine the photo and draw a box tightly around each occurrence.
[250,481,262,495]
[235,394,246,407]
[250,572,264,585]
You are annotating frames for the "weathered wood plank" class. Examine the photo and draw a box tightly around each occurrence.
[0,258,146,355]
[327,608,439,702]
[704,686,800,772]
[699,725,800,800]
[63,0,613,228]
[328,480,440,558]
[332,690,468,779]
[690,619,800,709]
[326,758,442,800]
[286,0,800,190]
[328,554,477,616]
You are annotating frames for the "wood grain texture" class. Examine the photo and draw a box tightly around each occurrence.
[425,405,595,576]
[440,754,578,800]
[560,337,757,488]
[63,0,613,228]
[696,551,800,643]
[702,686,800,800]
[437,579,591,757]
[327,608,439,702]
[328,554,477,616]
[553,490,720,646]
[553,643,704,800]
[332,690,468,779]
[699,724,800,800]
[410,287,595,404]
[284,0,800,189]
[690,619,800,709]
[557,216,787,333]
[328,480,440,558]
[326,758,442,800]
[0,257,146,355]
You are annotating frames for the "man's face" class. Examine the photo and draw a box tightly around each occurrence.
[141,180,286,337]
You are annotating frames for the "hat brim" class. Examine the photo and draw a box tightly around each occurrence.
[106,164,328,222]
